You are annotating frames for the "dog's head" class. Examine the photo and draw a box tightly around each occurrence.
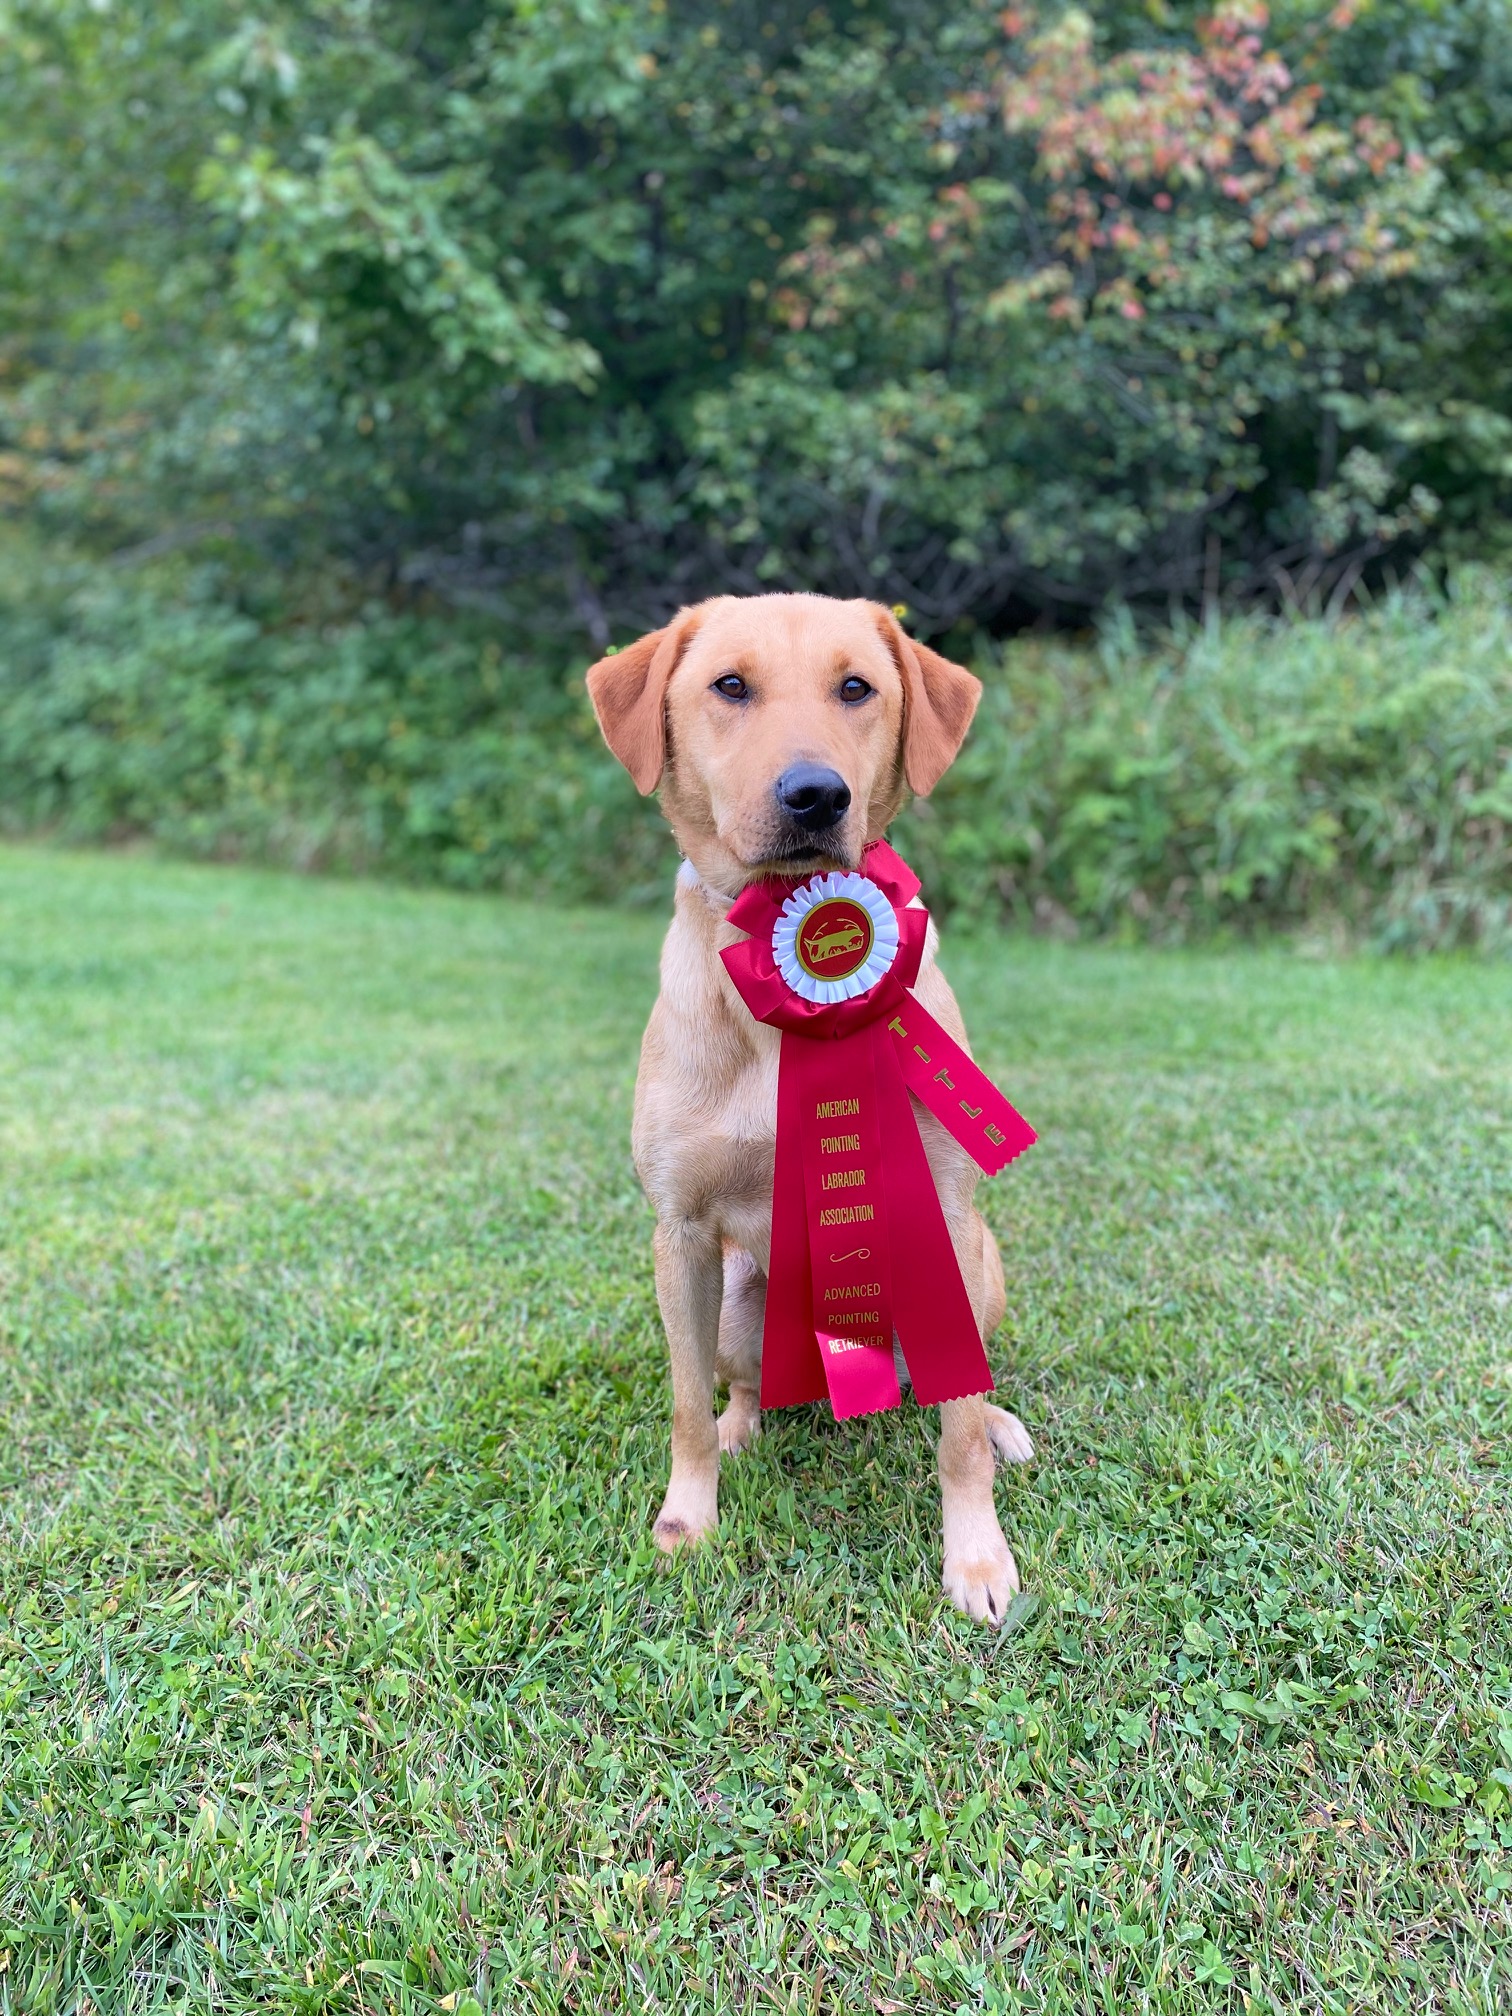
[585,593,981,891]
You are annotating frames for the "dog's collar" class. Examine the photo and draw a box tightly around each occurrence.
[678,853,908,918]
[677,859,738,915]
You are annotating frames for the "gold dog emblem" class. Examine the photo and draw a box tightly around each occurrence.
[796,898,873,980]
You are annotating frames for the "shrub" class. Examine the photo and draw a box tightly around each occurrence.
[0,543,669,904]
[898,573,1512,950]
[2,541,1507,950]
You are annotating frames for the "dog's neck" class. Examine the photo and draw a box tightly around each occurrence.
[677,858,738,915]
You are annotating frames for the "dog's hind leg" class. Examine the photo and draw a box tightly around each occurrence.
[715,1243,765,1456]
[979,1214,1007,1336]
[976,1215,1034,1465]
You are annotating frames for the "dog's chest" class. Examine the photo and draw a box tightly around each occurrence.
[677,1045,779,1205]
[715,1041,779,1147]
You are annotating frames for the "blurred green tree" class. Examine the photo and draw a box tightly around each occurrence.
[2,0,1510,636]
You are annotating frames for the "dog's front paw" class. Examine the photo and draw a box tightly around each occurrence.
[942,1520,1020,1627]
[653,1470,718,1551]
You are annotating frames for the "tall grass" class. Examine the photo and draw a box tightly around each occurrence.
[900,577,1512,952]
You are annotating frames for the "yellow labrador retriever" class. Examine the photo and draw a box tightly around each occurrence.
[587,592,1032,1624]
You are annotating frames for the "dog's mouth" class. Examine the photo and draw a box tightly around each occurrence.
[728,797,863,882]
[741,838,855,879]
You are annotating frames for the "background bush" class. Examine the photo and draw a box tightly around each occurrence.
[905,576,1512,950]
[5,535,1507,950]
[0,538,674,905]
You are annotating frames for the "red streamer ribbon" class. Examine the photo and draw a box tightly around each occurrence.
[720,840,1036,1420]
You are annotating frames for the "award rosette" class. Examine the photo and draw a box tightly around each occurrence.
[720,839,1037,1422]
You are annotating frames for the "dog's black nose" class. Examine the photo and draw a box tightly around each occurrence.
[775,763,852,833]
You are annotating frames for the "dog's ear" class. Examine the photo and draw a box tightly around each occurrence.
[585,608,702,794]
[873,607,982,796]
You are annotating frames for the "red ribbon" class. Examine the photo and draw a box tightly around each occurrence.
[720,840,1036,1420]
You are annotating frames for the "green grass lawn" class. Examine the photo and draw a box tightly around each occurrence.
[1,845,1509,2016]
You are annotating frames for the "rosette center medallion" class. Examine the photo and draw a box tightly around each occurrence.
[772,871,899,1005]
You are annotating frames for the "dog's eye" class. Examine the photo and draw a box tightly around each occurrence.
[838,675,873,703]
[712,673,748,702]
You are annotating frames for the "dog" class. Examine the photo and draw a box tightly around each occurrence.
[586,592,1033,1624]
